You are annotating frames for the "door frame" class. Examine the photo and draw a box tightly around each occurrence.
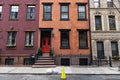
[40,28,53,53]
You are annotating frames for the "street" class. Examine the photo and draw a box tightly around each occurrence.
[0,75,120,80]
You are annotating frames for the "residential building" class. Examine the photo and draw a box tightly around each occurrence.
[0,0,39,65]
[39,0,91,66]
[0,0,91,66]
[90,0,120,61]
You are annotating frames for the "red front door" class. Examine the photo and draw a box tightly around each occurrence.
[42,37,51,53]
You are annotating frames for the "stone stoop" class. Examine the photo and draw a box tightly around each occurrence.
[32,56,56,68]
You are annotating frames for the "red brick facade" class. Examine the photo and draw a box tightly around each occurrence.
[39,0,91,65]
[0,0,39,66]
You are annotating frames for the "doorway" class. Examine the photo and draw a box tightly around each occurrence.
[40,30,52,53]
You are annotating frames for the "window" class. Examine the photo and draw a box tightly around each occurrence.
[107,0,113,7]
[25,32,34,47]
[78,4,86,20]
[7,32,17,47]
[79,30,88,48]
[60,3,69,20]
[95,16,102,30]
[94,0,100,8]
[27,5,35,19]
[61,58,70,66]
[97,41,105,59]
[111,41,119,57]
[109,16,116,30]
[24,58,30,65]
[60,29,70,49]
[43,3,52,20]
[10,5,19,19]
[0,5,2,19]
[5,58,14,65]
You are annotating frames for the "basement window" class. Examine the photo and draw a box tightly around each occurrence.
[5,58,14,65]
[79,58,88,65]
[61,58,70,66]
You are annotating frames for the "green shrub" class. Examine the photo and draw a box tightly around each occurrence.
[38,48,42,56]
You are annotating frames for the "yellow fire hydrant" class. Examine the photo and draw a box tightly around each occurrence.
[61,66,67,80]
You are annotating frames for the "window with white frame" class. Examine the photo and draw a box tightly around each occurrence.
[94,0,100,8]
[0,5,2,19]
[7,32,17,47]
[27,5,35,19]
[10,5,19,19]
[25,32,34,46]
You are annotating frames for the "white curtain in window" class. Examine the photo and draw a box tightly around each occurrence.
[26,32,29,46]
[31,32,34,46]
[9,32,12,45]
[11,6,19,12]
[0,6,2,12]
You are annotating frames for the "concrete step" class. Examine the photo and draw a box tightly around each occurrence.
[32,65,56,68]
[37,57,54,60]
[34,62,55,65]
[36,60,54,62]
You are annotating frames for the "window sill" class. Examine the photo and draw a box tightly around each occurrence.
[60,47,70,49]
[60,19,70,21]
[6,46,16,49]
[24,46,34,50]
[78,19,87,21]
[42,19,52,21]
[24,45,34,49]
[26,19,35,21]
[79,47,89,49]
[9,19,19,21]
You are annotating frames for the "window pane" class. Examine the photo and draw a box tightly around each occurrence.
[7,32,16,46]
[78,5,86,19]
[10,5,19,19]
[95,16,102,30]
[79,31,88,48]
[0,6,2,12]
[11,6,19,12]
[78,6,85,12]
[27,5,35,19]
[61,6,68,12]
[0,6,2,19]
[111,42,119,56]
[79,13,85,19]
[97,41,105,59]
[61,4,69,20]
[25,32,34,46]
[60,30,70,48]
[44,6,51,12]
[61,13,68,19]
[94,0,100,8]
[43,4,52,20]
[109,16,116,30]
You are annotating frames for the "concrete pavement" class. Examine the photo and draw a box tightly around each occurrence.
[0,66,120,75]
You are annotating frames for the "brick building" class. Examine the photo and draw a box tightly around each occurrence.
[0,0,91,66]
[39,0,91,66]
[0,0,39,65]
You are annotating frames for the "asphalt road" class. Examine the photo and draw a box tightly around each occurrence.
[0,75,120,80]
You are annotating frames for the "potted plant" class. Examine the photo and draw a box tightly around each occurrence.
[49,48,53,56]
[112,55,120,60]
[38,48,42,56]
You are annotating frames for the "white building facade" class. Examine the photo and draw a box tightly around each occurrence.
[90,0,120,61]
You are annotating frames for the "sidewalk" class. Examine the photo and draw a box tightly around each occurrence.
[0,66,120,75]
